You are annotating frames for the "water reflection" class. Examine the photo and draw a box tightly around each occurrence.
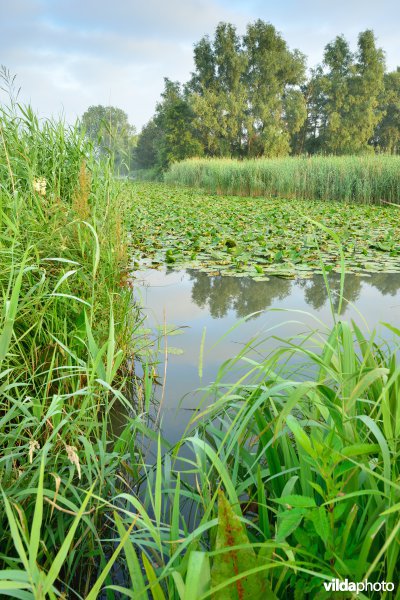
[188,269,291,318]
[134,268,400,451]
[186,269,400,318]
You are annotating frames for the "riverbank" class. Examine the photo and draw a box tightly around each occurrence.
[0,101,141,595]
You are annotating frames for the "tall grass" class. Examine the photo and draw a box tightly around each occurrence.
[77,310,400,599]
[165,156,400,204]
[0,83,145,595]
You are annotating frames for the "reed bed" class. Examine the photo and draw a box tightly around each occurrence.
[0,93,144,595]
[165,156,400,204]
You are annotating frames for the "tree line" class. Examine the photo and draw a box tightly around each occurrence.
[81,20,400,173]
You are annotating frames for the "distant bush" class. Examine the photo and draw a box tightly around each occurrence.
[132,167,163,181]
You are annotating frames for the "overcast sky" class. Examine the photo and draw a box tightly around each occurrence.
[1,0,399,131]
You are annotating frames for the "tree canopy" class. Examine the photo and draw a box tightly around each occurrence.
[80,105,137,174]
[83,21,400,173]
[305,30,385,154]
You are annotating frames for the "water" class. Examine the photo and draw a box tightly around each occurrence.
[133,268,400,450]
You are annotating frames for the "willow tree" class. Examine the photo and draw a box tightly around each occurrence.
[374,68,400,153]
[189,23,248,157]
[80,105,137,173]
[311,31,385,154]
[134,119,160,169]
[243,20,306,156]
[154,78,203,169]
[347,30,385,152]
[189,20,306,158]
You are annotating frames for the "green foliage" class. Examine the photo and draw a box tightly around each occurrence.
[0,76,87,202]
[242,20,306,157]
[0,95,137,595]
[304,31,385,154]
[155,79,203,169]
[129,181,400,278]
[80,104,137,174]
[134,118,161,170]
[283,89,307,151]
[188,20,306,158]
[1,71,400,598]
[135,80,203,173]
[189,22,249,157]
[88,309,400,599]
[166,155,400,204]
[375,68,400,153]
[137,23,400,166]
[211,491,265,599]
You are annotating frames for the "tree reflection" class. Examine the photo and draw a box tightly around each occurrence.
[299,272,400,314]
[188,270,292,318]
[298,274,362,314]
[187,270,400,319]
[368,273,400,297]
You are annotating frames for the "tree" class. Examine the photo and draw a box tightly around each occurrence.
[320,35,355,153]
[80,105,137,174]
[307,31,385,154]
[283,88,307,154]
[154,79,203,169]
[188,20,306,158]
[243,20,306,157]
[374,68,400,153]
[348,30,385,152]
[189,23,247,157]
[134,119,160,169]
[135,23,396,163]
[301,66,329,154]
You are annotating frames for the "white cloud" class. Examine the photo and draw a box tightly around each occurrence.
[1,0,399,129]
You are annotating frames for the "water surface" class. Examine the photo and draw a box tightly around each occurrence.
[134,268,400,449]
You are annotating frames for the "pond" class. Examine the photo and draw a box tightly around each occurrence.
[133,268,400,452]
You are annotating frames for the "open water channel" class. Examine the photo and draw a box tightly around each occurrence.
[132,268,400,453]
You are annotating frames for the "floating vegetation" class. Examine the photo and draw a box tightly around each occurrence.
[129,183,400,279]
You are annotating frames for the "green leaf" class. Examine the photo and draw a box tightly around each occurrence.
[211,490,264,600]
[285,414,316,459]
[142,553,166,600]
[43,486,95,595]
[274,495,316,508]
[183,551,210,600]
[276,508,305,543]
[310,507,330,546]
[114,512,147,598]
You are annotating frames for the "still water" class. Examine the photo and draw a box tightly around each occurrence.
[134,268,400,449]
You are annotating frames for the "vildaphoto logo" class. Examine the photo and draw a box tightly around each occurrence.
[323,579,395,594]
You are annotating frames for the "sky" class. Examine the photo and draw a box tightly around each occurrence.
[1,0,399,131]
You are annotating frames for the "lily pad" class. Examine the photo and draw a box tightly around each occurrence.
[128,183,400,279]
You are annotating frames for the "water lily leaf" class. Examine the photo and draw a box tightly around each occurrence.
[129,183,400,278]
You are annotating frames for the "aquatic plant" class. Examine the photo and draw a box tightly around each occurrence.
[81,309,400,599]
[165,156,400,205]
[129,183,400,279]
[0,91,141,595]
[1,79,399,597]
